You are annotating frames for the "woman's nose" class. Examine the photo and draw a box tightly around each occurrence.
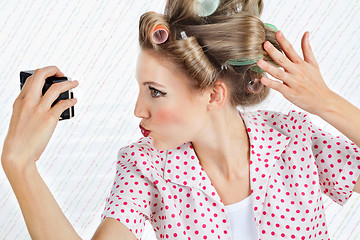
[134,95,149,119]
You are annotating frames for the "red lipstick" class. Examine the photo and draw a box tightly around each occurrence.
[139,125,151,137]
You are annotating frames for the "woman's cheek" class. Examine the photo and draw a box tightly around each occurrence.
[154,107,184,126]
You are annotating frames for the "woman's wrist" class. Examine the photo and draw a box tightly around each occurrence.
[315,90,342,119]
[2,155,37,181]
[314,89,360,148]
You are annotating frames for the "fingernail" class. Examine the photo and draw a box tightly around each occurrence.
[278,30,283,38]
[73,80,79,84]
[264,41,272,49]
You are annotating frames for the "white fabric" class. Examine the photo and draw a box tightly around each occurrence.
[224,194,258,240]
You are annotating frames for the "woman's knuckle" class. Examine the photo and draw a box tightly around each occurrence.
[33,68,43,76]
[34,105,44,115]
[13,98,21,108]
[57,99,68,108]
[55,99,64,107]
[53,83,62,92]
[277,57,286,66]
[296,70,306,80]
[276,69,285,78]
[50,83,63,93]
[270,81,278,90]
[22,97,34,108]
[284,43,294,52]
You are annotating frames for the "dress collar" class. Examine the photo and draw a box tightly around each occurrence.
[163,111,292,218]
[240,111,291,225]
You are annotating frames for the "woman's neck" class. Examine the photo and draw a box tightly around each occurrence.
[191,107,250,181]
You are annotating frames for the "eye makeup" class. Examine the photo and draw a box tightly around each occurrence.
[149,86,167,98]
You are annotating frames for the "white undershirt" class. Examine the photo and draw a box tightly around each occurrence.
[224,194,258,240]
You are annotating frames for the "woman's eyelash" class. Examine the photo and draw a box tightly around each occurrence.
[149,86,167,98]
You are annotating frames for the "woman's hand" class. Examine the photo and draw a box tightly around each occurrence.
[1,66,78,170]
[257,31,335,116]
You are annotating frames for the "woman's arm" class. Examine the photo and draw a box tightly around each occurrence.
[257,31,360,149]
[257,31,360,192]
[315,92,360,193]
[1,66,81,239]
[1,66,136,239]
[2,161,82,239]
[316,92,360,150]
[2,160,137,240]
[92,218,137,240]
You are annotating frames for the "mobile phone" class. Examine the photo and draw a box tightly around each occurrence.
[20,70,75,120]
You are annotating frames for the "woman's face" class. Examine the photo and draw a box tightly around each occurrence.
[134,49,209,150]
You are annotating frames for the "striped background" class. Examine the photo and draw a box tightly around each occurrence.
[0,0,359,239]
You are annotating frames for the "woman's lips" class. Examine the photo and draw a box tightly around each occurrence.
[139,125,151,137]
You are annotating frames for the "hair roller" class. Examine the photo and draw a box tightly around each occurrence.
[246,77,263,94]
[139,12,170,50]
[152,25,169,44]
[138,0,278,107]
[170,36,217,89]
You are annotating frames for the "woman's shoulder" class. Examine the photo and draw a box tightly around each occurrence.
[116,137,193,172]
[241,109,312,126]
[240,109,314,138]
[117,137,163,166]
[118,137,161,157]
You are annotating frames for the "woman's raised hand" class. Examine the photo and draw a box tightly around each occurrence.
[257,31,334,115]
[1,66,78,170]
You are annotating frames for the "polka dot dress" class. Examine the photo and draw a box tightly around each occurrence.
[102,110,360,240]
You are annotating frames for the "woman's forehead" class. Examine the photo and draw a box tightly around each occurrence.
[136,49,188,88]
[136,51,169,86]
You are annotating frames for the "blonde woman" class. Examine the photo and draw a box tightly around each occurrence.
[2,0,360,239]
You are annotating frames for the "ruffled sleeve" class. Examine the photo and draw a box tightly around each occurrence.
[293,111,360,206]
[101,143,159,239]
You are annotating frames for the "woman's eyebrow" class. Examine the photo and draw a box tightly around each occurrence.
[143,81,166,88]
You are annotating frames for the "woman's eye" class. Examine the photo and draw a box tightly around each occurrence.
[149,87,166,98]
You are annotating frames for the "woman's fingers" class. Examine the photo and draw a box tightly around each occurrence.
[275,31,304,64]
[40,80,79,111]
[18,75,33,99]
[259,31,332,115]
[50,98,77,120]
[301,32,319,68]
[3,66,75,164]
[260,76,289,94]
[26,66,64,99]
[262,40,296,73]
[257,59,290,85]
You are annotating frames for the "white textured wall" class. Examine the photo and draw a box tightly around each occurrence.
[0,0,359,239]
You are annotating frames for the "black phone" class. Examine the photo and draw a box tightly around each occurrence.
[20,70,75,120]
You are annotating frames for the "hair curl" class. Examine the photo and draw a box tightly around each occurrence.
[139,0,282,106]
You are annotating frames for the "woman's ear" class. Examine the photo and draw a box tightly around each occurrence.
[207,80,228,111]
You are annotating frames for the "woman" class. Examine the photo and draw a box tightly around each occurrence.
[2,0,360,239]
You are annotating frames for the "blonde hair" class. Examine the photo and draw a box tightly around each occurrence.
[139,0,282,106]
